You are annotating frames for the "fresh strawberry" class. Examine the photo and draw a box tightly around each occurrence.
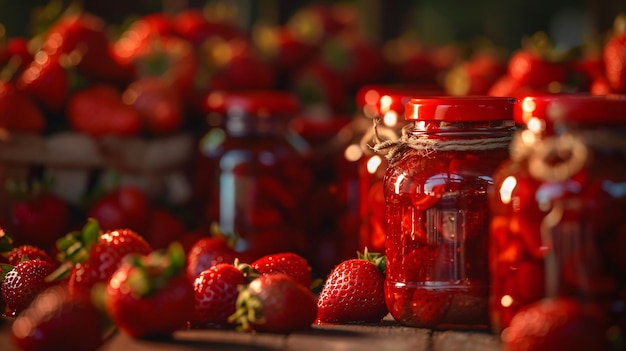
[12,284,107,351]
[250,252,312,288]
[502,298,610,351]
[603,14,626,93]
[122,77,184,135]
[505,33,566,91]
[6,245,57,267]
[112,12,173,62]
[1,259,57,316]
[143,207,186,250]
[16,51,77,115]
[316,250,388,324]
[185,225,239,280]
[229,273,317,333]
[67,84,142,137]
[190,262,247,329]
[104,242,194,338]
[41,12,131,85]
[87,185,150,234]
[0,80,46,133]
[53,219,153,297]
[7,188,70,251]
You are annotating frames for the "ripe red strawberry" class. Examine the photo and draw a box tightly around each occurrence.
[316,250,388,324]
[87,185,150,234]
[185,225,239,280]
[603,14,626,93]
[11,284,107,351]
[104,242,194,338]
[41,12,131,85]
[67,84,142,137]
[501,298,610,351]
[16,52,75,114]
[505,33,566,92]
[190,262,248,329]
[229,273,317,333]
[250,252,312,288]
[1,259,57,316]
[53,219,153,297]
[6,245,57,267]
[7,189,70,251]
[122,77,184,135]
[0,80,46,133]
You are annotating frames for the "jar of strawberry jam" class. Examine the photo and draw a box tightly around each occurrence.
[193,90,312,261]
[354,85,444,255]
[381,96,515,328]
[489,94,626,340]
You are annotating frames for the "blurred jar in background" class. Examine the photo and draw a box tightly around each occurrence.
[489,94,626,347]
[289,113,355,276]
[193,90,312,262]
[381,96,515,328]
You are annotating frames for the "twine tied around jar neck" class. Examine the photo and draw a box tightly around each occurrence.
[371,117,513,159]
[524,129,626,183]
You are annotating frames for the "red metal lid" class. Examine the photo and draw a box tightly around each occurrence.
[204,90,301,116]
[405,96,515,122]
[515,93,626,125]
[356,84,444,117]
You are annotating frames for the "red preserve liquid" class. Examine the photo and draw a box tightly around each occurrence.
[489,94,626,339]
[382,96,515,328]
[193,91,312,261]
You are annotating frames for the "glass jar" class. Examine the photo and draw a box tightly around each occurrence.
[193,90,312,261]
[382,96,515,328]
[489,94,626,341]
[354,85,444,255]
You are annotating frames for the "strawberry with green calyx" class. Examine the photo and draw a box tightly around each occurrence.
[104,242,194,338]
[228,273,317,333]
[50,218,153,297]
[316,248,388,324]
[185,222,242,280]
[1,259,57,317]
[191,260,251,329]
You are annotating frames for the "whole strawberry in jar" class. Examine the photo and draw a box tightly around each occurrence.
[379,96,515,328]
[193,90,312,262]
[489,94,626,348]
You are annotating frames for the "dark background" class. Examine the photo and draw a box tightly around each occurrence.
[1,0,625,52]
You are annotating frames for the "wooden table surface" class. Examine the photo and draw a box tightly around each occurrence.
[0,316,503,351]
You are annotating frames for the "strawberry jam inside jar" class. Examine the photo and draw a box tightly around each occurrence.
[489,94,626,345]
[194,90,312,261]
[381,96,515,328]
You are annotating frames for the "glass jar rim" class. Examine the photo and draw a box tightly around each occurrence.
[405,96,516,122]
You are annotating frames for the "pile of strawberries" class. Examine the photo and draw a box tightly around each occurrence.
[0,217,389,350]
